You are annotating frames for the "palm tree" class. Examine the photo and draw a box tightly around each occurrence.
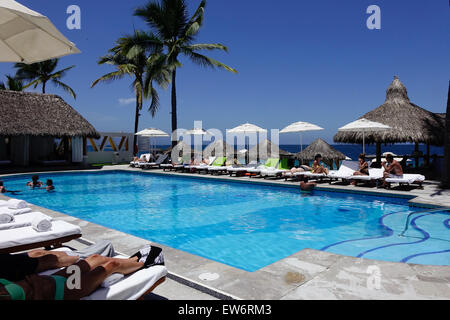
[442,81,450,189]
[14,59,76,99]
[92,31,170,155]
[134,0,237,146]
[0,75,24,91]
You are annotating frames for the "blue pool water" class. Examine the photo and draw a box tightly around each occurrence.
[2,171,449,272]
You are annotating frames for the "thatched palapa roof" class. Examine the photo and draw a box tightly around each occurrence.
[295,138,346,161]
[249,139,292,159]
[334,76,445,146]
[0,90,99,138]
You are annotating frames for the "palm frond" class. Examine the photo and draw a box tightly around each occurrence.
[52,79,77,99]
[184,43,228,52]
[181,49,237,73]
[91,70,127,88]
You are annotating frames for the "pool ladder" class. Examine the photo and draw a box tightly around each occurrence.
[399,207,450,237]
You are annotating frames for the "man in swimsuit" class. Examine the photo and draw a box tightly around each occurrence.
[381,154,404,188]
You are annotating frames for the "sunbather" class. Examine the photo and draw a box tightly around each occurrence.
[312,154,329,175]
[0,245,161,300]
[381,154,404,188]
[26,175,43,189]
[353,154,369,176]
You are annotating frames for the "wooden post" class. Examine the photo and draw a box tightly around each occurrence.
[376,142,382,166]
[425,143,430,167]
[83,138,87,156]
[414,142,420,169]
[442,80,450,188]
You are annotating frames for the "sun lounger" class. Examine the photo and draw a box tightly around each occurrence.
[39,247,168,300]
[385,174,425,188]
[348,168,385,186]
[206,157,228,175]
[140,154,168,169]
[260,159,290,179]
[0,212,53,231]
[327,160,360,182]
[0,220,82,254]
[246,158,280,178]
[227,161,258,176]
[185,157,216,173]
[130,154,151,168]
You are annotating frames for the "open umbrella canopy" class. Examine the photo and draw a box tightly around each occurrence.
[280,121,324,133]
[136,128,169,137]
[338,118,391,132]
[0,0,80,64]
[280,121,324,152]
[338,118,391,154]
[227,123,267,134]
[295,138,347,162]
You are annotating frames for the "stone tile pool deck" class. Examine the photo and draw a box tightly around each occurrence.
[1,165,449,300]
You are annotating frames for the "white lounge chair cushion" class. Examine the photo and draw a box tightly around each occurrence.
[328,161,359,178]
[260,169,287,176]
[0,207,32,216]
[385,174,425,184]
[0,220,81,249]
[0,212,53,231]
[208,166,228,171]
[39,248,168,300]
[350,168,385,181]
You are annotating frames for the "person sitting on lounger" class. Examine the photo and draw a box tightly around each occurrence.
[381,154,404,188]
[353,154,369,176]
[133,155,148,163]
[26,175,43,188]
[0,245,162,300]
[45,179,55,192]
[312,154,329,175]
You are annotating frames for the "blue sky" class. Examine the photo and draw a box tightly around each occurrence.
[1,0,449,145]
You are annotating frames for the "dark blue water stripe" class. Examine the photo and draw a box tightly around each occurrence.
[444,219,450,229]
[356,213,438,258]
[320,211,398,251]
[401,250,450,263]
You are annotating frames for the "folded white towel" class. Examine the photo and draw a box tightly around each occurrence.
[0,207,32,216]
[101,273,124,288]
[31,213,53,232]
[0,213,14,224]
[0,199,28,209]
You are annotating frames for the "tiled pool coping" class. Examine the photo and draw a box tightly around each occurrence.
[1,166,449,300]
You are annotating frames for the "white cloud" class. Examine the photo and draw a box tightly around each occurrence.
[118,97,136,106]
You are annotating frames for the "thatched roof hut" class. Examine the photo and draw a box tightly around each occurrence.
[249,139,292,160]
[334,77,445,146]
[0,90,99,138]
[295,139,346,164]
[203,139,235,158]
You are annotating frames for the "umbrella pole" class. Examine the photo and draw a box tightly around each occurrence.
[363,130,366,155]
[300,134,303,152]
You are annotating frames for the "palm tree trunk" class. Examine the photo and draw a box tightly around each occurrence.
[171,69,178,148]
[442,81,450,188]
[42,81,46,94]
[133,92,141,156]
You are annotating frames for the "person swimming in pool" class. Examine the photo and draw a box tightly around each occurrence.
[45,179,55,192]
[26,175,43,188]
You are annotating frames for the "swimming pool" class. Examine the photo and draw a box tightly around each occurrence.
[2,171,449,272]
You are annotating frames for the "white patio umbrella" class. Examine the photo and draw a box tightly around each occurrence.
[0,0,80,64]
[280,121,324,152]
[338,118,391,154]
[136,128,169,154]
[228,123,267,163]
